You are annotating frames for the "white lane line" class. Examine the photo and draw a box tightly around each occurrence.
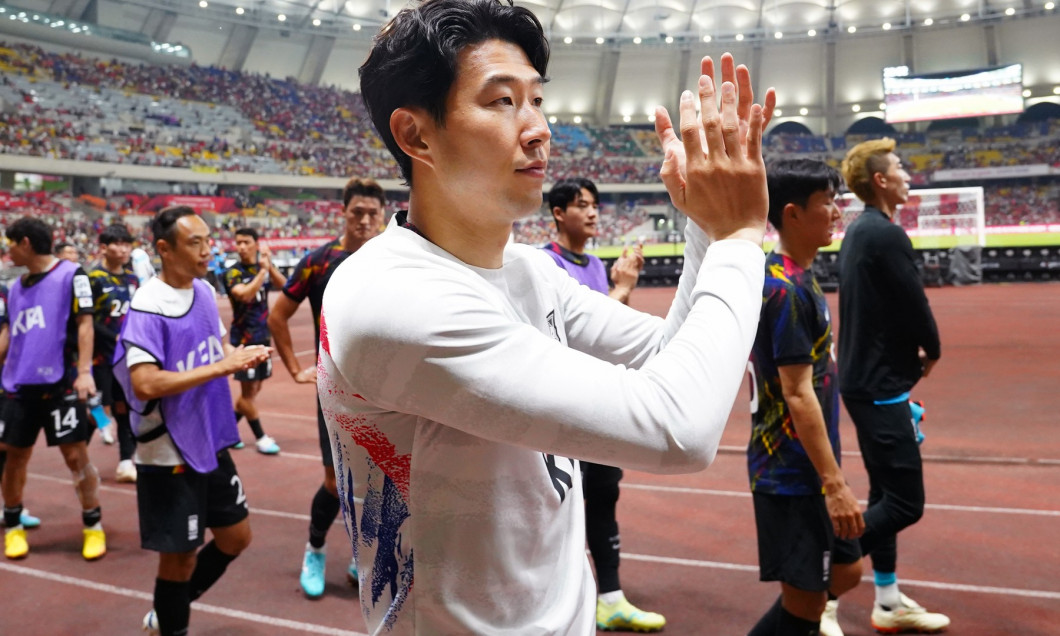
[620,553,1060,600]
[0,562,366,635]
[29,473,314,522]
[620,483,1060,517]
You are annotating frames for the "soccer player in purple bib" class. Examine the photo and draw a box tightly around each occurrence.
[746,159,864,636]
[318,1,776,632]
[544,178,663,632]
[0,282,44,531]
[224,227,286,455]
[268,176,386,598]
[113,206,271,636]
[1,217,103,562]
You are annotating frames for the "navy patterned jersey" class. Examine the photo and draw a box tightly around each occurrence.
[224,261,272,346]
[747,251,841,496]
[89,264,139,366]
[281,238,350,343]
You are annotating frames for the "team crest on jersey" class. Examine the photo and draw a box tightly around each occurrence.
[546,310,559,341]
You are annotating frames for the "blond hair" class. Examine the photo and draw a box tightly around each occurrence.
[840,138,896,204]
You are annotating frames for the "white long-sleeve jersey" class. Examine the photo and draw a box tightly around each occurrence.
[317,217,765,635]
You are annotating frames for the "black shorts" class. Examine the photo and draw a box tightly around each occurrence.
[753,491,862,592]
[92,364,127,407]
[0,390,91,448]
[136,450,249,553]
[234,357,273,383]
[317,396,333,467]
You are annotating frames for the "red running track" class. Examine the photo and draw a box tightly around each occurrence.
[1,283,1057,635]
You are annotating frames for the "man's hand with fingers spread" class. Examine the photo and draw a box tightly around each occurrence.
[655,53,776,243]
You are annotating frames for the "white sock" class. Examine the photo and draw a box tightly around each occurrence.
[875,582,900,608]
[599,590,625,605]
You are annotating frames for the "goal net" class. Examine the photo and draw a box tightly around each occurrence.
[837,186,985,248]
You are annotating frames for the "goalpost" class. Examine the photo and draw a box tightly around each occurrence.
[838,186,986,248]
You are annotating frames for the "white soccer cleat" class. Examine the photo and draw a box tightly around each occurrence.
[871,593,950,634]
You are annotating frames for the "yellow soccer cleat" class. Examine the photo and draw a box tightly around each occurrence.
[5,527,29,559]
[82,527,107,561]
[596,596,666,633]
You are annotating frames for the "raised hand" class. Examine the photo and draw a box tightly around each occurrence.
[611,244,644,289]
[655,53,776,243]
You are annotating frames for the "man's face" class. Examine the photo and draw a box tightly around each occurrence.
[58,245,80,263]
[103,240,131,267]
[162,215,212,279]
[421,38,550,225]
[794,187,841,249]
[344,195,385,244]
[555,187,599,242]
[235,235,258,263]
[876,153,910,208]
[7,237,32,267]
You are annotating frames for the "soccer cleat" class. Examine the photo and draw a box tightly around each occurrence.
[100,425,116,445]
[347,557,358,587]
[5,527,29,559]
[821,599,845,636]
[300,545,326,598]
[116,460,138,483]
[233,441,246,450]
[871,593,950,634]
[18,510,41,529]
[142,608,160,635]
[82,527,107,560]
[255,435,281,455]
[596,597,666,632]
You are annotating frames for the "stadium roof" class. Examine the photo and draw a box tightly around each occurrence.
[169,0,1045,42]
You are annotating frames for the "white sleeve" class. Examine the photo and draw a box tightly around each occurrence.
[327,237,763,474]
[546,220,711,369]
[126,345,159,368]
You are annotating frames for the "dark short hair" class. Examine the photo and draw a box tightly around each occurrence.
[7,217,53,255]
[234,227,259,241]
[342,177,386,209]
[99,223,134,245]
[766,159,842,230]
[55,241,75,254]
[359,0,550,185]
[548,178,598,214]
[151,206,198,248]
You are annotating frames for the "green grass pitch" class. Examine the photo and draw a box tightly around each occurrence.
[590,232,1060,259]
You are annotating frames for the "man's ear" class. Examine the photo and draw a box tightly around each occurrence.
[871,170,887,190]
[783,202,800,224]
[551,206,565,225]
[390,107,433,170]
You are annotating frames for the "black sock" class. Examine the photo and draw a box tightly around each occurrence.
[82,506,102,527]
[748,596,783,636]
[154,578,191,636]
[827,592,837,601]
[777,605,821,636]
[188,540,239,601]
[248,418,265,439]
[308,485,340,549]
[0,450,6,477]
[4,505,23,528]
[234,410,243,423]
